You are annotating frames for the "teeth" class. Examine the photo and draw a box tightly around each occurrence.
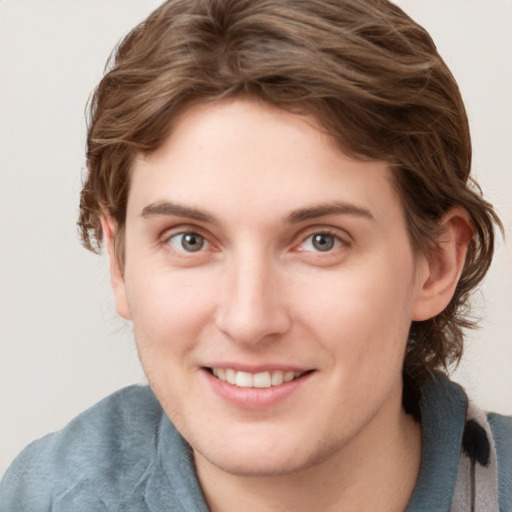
[284,371,295,383]
[235,371,253,388]
[211,368,303,388]
[226,368,236,385]
[271,370,284,386]
[253,372,271,388]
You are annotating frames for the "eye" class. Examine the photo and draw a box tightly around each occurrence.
[168,232,207,253]
[300,232,343,252]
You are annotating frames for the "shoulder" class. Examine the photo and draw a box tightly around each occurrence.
[488,412,512,509]
[408,374,511,511]
[0,385,164,511]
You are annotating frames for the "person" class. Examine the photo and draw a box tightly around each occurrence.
[1,0,510,510]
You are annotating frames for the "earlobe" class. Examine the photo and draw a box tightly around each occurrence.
[100,215,132,320]
[412,207,473,321]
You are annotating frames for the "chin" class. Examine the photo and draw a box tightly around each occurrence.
[196,449,311,478]
[192,428,337,478]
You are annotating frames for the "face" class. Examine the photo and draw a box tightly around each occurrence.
[112,99,429,477]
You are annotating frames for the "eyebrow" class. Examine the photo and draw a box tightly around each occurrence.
[285,201,375,224]
[140,200,375,225]
[141,201,216,223]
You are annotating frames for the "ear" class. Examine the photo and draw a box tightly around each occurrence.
[412,207,474,321]
[101,215,131,320]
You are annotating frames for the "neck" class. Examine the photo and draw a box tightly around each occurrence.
[195,399,422,512]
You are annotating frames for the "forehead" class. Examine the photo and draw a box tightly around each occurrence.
[127,99,402,227]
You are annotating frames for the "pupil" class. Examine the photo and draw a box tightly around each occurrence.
[312,234,334,251]
[182,233,204,252]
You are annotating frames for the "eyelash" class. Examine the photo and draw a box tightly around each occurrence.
[297,230,347,253]
[165,231,211,254]
[161,227,350,258]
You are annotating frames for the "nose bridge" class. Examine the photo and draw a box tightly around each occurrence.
[215,243,289,345]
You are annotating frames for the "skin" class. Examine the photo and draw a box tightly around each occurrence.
[104,99,471,511]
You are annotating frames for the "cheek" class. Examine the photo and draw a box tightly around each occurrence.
[125,268,217,353]
[300,255,415,367]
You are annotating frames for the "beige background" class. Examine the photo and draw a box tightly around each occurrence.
[1,0,511,477]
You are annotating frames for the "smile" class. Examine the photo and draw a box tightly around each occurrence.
[210,368,306,388]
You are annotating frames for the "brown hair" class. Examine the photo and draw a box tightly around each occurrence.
[79,0,502,391]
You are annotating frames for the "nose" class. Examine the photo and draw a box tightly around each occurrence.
[215,251,291,347]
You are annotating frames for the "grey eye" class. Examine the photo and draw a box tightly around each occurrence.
[301,232,342,252]
[169,232,206,252]
[311,233,335,251]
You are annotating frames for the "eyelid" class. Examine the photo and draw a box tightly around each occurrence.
[160,224,217,253]
[167,232,208,252]
[296,226,351,247]
[158,223,351,256]
[160,223,208,241]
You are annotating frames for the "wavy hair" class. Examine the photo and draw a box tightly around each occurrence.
[79,0,502,393]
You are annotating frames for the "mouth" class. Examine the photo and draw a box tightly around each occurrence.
[207,367,310,388]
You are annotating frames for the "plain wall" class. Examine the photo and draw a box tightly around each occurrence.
[1,0,511,477]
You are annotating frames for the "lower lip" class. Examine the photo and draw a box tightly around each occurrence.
[203,369,313,410]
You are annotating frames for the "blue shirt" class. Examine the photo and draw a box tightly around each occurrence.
[1,375,511,511]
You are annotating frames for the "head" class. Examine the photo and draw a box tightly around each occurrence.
[79,0,500,408]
